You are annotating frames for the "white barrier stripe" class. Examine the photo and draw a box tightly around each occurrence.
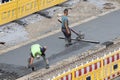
[76,70,79,77]
[97,62,100,69]
[92,64,95,71]
[108,57,112,63]
[104,78,108,80]
[87,66,90,73]
[81,68,84,75]
[110,75,112,79]
[114,54,117,61]
[115,73,117,77]
[104,59,107,65]
[63,76,66,80]
[68,74,72,80]
[119,53,120,59]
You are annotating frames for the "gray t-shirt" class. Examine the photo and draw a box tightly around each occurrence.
[62,16,68,28]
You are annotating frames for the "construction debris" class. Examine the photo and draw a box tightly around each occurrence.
[104,3,115,9]
[0,42,5,45]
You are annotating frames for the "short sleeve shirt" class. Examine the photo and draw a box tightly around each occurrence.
[31,44,42,57]
[61,16,68,28]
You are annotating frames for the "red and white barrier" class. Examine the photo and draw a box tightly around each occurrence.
[104,53,120,65]
[74,61,101,78]
[59,73,72,80]
[104,71,120,80]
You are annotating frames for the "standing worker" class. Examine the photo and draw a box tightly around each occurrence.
[28,44,49,71]
[59,9,72,46]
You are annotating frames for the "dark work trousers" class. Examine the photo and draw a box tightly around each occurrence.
[62,28,71,44]
[41,54,49,66]
[29,53,49,68]
[28,54,49,71]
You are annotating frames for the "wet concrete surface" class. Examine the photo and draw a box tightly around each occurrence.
[0,10,120,79]
[76,14,120,43]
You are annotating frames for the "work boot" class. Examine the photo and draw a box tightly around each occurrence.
[28,65,35,71]
[68,41,72,45]
[67,41,72,46]
[65,40,72,47]
[68,36,72,45]
[31,67,35,71]
[65,38,69,47]
[65,44,69,47]
[46,64,49,69]
[65,37,72,47]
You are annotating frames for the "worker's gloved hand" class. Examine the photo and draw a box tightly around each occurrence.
[28,64,35,71]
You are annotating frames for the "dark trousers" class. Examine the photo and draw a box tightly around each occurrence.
[41,54,49,66]
[62,28,71,44]
[30,53,49,66]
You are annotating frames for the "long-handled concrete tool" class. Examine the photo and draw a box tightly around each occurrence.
[58,19,100,44]
[59,36,100,44]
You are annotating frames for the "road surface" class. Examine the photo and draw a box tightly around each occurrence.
[0,9,120,79]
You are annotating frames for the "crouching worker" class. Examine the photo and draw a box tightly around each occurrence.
[28,44,49,71]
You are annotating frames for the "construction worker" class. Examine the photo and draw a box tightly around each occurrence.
[28,44,49,71]
[61,9,72,46]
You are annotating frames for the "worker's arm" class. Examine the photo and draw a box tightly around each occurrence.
[28,57,34,68]
[65,21,70,34]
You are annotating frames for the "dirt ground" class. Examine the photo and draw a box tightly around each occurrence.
[0,0,120,51]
